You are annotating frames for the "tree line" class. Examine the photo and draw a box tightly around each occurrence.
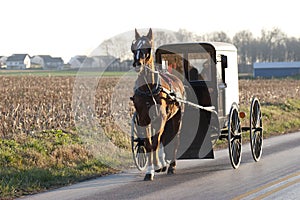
[173,28,300,65]
[100,28,300,65]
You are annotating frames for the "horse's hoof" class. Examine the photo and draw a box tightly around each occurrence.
[167,167,176,175]
[144,174,154,181]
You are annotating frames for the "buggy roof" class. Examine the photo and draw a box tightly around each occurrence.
[156,42,237,53]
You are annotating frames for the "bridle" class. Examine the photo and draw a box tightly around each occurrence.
[131,36,153,72]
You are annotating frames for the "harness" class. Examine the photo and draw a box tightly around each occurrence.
[134,69,162,97]
[133,65,181,119]
[134,66,178,100]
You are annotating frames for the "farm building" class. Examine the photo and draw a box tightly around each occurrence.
[0,56,7,68]
[6,54,31,69]
[253,62,300,77]
[31,55,64,69]
[68,55,96,68]
[68,55,124,70]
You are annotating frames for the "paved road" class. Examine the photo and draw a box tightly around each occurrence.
[20,131,300,200]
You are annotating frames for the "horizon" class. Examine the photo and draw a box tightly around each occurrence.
[1,27,298,64]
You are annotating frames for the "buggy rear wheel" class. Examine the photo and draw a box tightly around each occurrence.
[131,112,148,171]
[250,97,263,162]
[228,103,242,169]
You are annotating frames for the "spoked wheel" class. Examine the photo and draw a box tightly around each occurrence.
[250,97,263,162]
[228,103,242,169]
[131,112,148,171]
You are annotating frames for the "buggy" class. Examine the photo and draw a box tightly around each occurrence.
[131,42,263,170]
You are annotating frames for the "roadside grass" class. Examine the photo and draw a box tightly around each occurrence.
[239,98,300,141]
[0,130,118,198]
[260,99,300,136]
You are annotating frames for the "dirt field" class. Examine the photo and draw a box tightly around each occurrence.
[0,76,299,138]
[239,78,300,105]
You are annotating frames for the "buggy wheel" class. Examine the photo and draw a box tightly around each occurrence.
[131,112,148,171]
[250,97,263,162]
[228,103,242,169]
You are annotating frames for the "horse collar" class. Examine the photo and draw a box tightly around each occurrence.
[134,84,162,97]
[134,69,162,97]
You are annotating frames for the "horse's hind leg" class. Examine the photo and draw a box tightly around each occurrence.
[166,109,182,174]
[168,161,177,174]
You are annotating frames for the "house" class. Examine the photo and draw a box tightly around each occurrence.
[31,55,64,70]
[253,62,300,77]
[93,55,119,69]
[48,57,64,70]
[68,55,96,68]
[0,56,7,68]
[68,55,126,70]
[6,54,31,69]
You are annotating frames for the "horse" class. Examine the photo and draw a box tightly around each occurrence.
[130,28,185,181]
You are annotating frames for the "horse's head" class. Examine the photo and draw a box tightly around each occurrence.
[131,28,153,73]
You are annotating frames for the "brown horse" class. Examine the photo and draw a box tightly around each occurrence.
[130,28,185,181]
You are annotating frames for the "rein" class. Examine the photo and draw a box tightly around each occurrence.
[134,65,217,115]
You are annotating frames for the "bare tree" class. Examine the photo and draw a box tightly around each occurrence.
[175,29,196,42]
[233,30,254,64]
[260,28,287,62]
[204,31,231,43]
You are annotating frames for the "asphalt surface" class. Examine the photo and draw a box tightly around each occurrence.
[19,131,300,200]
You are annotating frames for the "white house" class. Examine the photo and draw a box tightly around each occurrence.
[0,56,7,68]
[31,55,64,69]
[6,54,31,69]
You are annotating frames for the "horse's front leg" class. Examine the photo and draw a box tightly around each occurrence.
[153,111,168,173]
[155,142,167,173]
[144,125,154,181]
[144,128,165,180]
[152,134,164,173]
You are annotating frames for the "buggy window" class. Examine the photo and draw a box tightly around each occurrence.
[188,53,212,81]
[161,53,184,75]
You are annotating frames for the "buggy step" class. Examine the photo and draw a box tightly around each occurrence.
[219,134,228,140]
[242,127,263,132]
[219,132,242,140]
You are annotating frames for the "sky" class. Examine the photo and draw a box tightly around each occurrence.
[1,0,299,62]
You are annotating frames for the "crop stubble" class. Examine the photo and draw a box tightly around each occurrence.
[0,76,299,138]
